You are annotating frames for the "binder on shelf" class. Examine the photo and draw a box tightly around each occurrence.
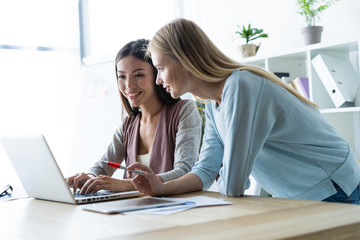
[311,54,359,108]
[274,72,290,78]
[290,77,309,99]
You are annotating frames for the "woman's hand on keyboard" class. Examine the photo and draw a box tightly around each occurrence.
[66,173,94,194]
[79,175,134,195]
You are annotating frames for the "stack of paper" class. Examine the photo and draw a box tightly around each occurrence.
[123,196,232,215]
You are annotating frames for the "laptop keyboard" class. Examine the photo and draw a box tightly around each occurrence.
[73,190,123,203]
[73,190,110,198]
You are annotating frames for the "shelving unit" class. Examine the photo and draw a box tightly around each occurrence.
[241,40,360,159]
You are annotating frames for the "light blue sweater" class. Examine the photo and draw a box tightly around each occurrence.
[190,70,360,201]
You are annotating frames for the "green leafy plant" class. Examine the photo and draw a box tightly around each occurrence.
[235,24,268,45]
[296,0,339,26]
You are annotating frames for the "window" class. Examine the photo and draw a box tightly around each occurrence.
[0,0,80,183]
[79,0,178,63]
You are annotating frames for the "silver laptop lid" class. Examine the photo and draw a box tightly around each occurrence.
[1,134,143,204]
[1,135,76,204]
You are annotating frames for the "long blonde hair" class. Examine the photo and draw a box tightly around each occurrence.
[149,18,317,107]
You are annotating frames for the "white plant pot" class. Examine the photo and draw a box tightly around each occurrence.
[237,44,260,58]
[301,26,323,45]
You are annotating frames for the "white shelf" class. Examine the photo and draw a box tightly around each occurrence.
[320,106,360,114]
[241,39,360,159]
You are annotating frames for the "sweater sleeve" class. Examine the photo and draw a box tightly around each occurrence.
[158,100,202,182]
[87,121,126,177]
[190,104,224,189]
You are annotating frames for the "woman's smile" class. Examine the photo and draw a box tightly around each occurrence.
[127,91,142,100]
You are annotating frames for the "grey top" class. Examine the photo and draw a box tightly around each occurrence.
[88,100,201,182]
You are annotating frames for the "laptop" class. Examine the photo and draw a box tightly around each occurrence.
[0,134,142,204]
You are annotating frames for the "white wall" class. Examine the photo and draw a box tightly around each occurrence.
[180,0,360,60]
[70,60,122,175]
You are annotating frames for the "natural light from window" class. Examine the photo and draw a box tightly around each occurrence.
[0,0,178,188]
[82,0,176,61]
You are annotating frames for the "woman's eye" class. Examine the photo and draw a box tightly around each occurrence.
[135,73,144,78]
[118,75,126,80]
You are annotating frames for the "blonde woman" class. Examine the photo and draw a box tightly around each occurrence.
[129,19,360,204]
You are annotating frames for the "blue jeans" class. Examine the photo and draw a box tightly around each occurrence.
[322,181,360,205]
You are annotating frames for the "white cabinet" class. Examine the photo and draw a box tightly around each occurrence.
[241,40,360,160]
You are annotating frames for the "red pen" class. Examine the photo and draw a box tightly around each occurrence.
[104,161,144,175]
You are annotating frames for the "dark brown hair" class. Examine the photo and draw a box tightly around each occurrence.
[115,39,180,116]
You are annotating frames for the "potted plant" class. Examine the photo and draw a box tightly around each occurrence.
[234,24,268,58]
[296,0,339,45]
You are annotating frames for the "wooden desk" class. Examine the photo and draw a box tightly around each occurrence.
[1,191,360,239]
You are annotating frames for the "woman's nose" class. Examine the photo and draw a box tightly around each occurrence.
[156,75,162,85]
[126,76,136,87]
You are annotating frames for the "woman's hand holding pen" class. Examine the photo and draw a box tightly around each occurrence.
[128,162,165,197]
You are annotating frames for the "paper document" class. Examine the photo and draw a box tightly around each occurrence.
[123,196,232,215]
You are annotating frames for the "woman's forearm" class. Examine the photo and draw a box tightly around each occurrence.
[129,163,203,197]
[163,173,203,195]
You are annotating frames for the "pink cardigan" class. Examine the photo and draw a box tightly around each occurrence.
[122,100,188,174]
